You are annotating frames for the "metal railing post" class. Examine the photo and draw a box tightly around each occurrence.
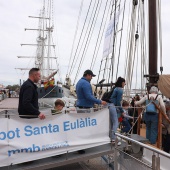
[114,138,118,170]
[156,155,160,170]
[152,154,156,170]
[5,110,8,118]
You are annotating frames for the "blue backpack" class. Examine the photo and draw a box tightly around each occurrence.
[145,94,159,114]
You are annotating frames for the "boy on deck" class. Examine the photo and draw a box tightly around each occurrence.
[121,100,133,133]
[51,99,65,115]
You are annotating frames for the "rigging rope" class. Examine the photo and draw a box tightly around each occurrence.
[67,0,84,76]
[158,0,163,74]
[73,0,102,85]
[128,6,140,93]
[135,37,139,92]
[123,0,132,79]
[116,0,127,79]
[124,0,138,99]
[101,0,120,85]
[109,0,119,84]
[77,0,103,69]
[91,0,113,74]
[68,0,93,77]
[91,1,113,73]
[71,0,99,79]
[140,0,148,92]
[90,0,110,70]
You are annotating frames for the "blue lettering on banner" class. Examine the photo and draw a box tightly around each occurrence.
[0,128,20,140]
[63,118,97,131]
[42,141,69,151]
[24,124,60,136]
[8,141,69,157]
[0,118,97,140]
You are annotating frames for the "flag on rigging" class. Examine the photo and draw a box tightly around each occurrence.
[102,10,121,58]
[43,78,55,89]
[49,78,55,87]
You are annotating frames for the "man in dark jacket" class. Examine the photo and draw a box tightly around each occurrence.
[18,68,45,119]
[76,69,106,108]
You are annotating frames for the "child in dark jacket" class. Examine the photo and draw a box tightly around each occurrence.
[121,100,133,133]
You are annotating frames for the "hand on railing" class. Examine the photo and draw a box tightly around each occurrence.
[101,100,107,105]
[38,113,46,120]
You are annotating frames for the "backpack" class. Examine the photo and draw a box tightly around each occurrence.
[101,86,116,103]
[145,94,159,114]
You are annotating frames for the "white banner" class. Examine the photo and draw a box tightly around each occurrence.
[0,108,110,167]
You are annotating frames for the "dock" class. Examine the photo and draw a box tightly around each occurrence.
[0,98,18,112]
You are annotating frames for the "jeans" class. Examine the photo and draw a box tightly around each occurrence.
[108,103,119,140]
[122,118,131,133]
[144,112,158,144]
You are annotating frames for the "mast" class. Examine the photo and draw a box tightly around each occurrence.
[148,0,158,85]
[47,0,51,76]
[16,0,57,78]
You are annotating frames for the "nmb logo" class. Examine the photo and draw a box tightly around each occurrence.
[8,144,40,156]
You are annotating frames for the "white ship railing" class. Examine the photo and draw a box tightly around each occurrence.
[115,133,170,170]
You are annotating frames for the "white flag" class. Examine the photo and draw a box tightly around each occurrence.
[102,11,121,58]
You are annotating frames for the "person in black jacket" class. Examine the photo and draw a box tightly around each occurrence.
[128,99,138,134]
[18,68,45,119]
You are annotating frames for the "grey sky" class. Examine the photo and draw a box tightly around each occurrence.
[0,0,170,87]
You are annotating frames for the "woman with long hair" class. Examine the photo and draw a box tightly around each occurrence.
[109,77,126,142]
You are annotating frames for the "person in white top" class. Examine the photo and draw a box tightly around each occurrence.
[135,86,166,144]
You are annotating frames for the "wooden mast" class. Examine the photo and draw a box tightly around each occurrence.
[148,0,162,148]
[148,0,158,85]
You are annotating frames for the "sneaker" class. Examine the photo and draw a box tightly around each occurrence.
[111,139,115,143]
[117,136,121,140]
[117,141,121,146]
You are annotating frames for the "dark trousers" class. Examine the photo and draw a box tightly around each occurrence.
[164,133,170,153]
[121,119,131,133]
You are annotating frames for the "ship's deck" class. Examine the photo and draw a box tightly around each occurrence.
[0,98,149,170]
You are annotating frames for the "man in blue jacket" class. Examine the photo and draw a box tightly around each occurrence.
[76,70,106,154]
[76,70,106,108]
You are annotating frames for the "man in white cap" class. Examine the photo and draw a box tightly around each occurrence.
[135,86,166,144]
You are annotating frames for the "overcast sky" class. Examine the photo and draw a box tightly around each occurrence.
[0,0,170,88]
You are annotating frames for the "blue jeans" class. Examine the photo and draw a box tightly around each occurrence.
[122,118,131,133]
[144,112,158,144]
[108,103,119,140]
